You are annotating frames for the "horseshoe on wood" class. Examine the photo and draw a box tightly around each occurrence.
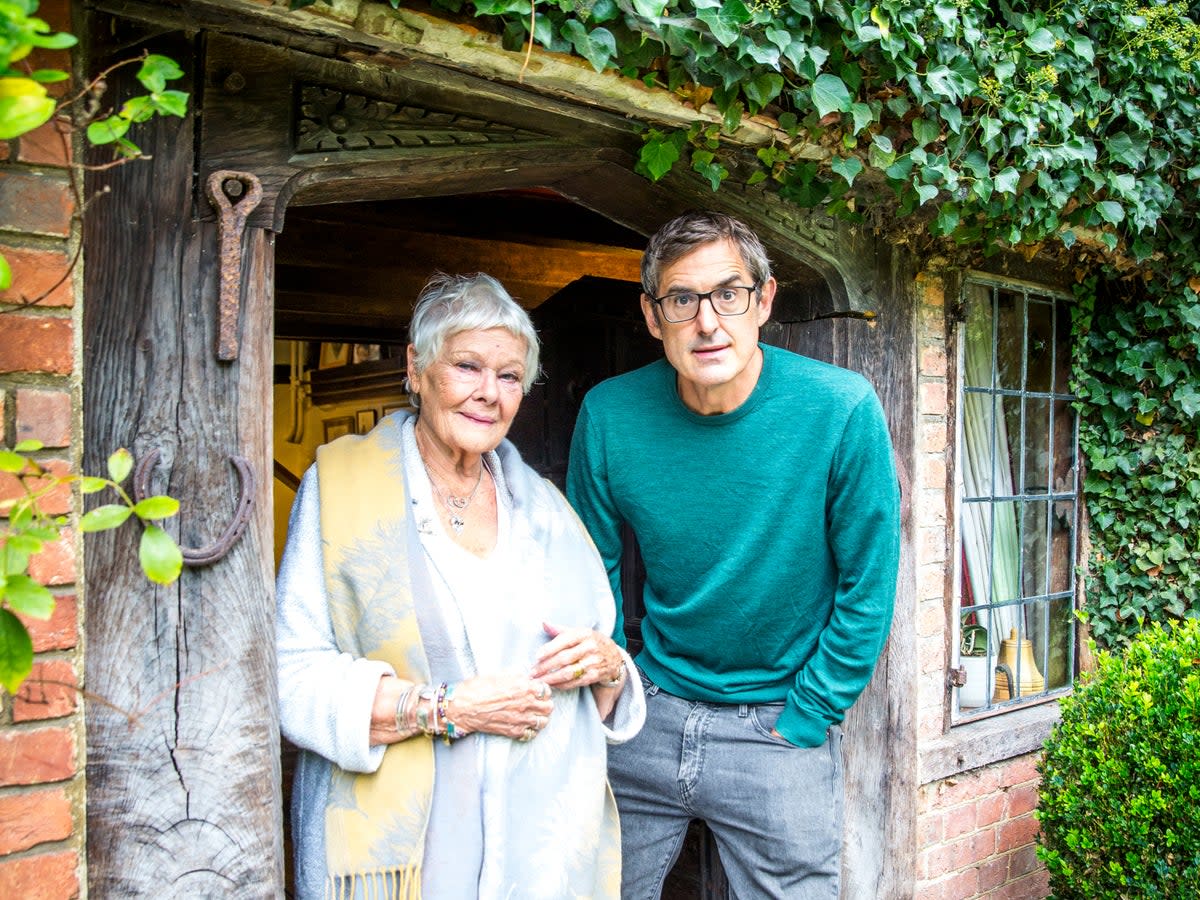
[133,448,256,567]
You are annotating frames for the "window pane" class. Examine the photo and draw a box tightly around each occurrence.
[1021,500,1049,599]
[962,393,996,499]
[956,278,1078,720]
[1023,398,1051,493]
[1053,399,1076,491]
[996,289,1024,389]
[1026,299,1055,392]
[1050,496,1075,595]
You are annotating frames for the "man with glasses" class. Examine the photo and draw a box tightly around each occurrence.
[566,210,900,898]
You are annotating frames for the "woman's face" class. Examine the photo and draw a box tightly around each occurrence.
[408,327,528,459]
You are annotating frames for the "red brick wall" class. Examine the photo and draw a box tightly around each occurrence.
[914,748,1049,899]
[0,0,84,897]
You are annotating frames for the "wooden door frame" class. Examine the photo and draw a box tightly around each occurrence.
[84,16,916,897]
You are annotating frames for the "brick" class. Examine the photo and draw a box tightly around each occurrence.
[0,849,79,900]
[914,881,945,900]
[919,525,948,563]
[977,792,1006,827]
[1007,843,1041,878]
[919,634,946,675]
[28,529,76,586]
[13,659,77,722]
[16,119,71,167]
[18,594,77,652]
[920,380,949,416]
[918,809,945,846]
[979,855,1009,892]
[0,315,73,374]
[997,867,1048,900]
[997,814,1040,853]
[917,487,947,524]
[1007,783,1040,818]
[934,767,1004,809]
[0,787,73,853]
[945,802,979,840]
[922,421,949,453]
[920,456,948,491]
[1002,755,1042,785]
[917,272,947,308]
[945,867,979,898]
[921,345,948,377]
[0,171,74,238]
[0,245,74,308]
[0,727,76,786]
[919,842,956,881]
[0,458,71,516]
[918,598,945,638]
[15,389,72,447]
[918,564,948,602]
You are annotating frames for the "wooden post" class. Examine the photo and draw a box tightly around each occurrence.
[81,24,282,896]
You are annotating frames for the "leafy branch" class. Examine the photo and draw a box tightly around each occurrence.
[0,445,183,693]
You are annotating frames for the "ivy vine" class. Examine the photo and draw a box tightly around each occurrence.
[294,0,1200,646]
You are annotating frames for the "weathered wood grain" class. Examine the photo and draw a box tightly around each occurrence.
[82,21,282,897]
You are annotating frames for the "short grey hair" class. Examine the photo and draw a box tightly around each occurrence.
[641,211,773,297]
[406,273,540,405]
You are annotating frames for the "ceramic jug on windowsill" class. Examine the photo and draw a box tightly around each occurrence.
[992,627,1045,701]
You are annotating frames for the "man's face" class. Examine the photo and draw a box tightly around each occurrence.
[640,238,775,415]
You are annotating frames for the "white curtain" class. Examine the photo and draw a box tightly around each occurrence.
[960,284,1021,659]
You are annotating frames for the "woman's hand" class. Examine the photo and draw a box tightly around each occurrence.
[531,622,625,690]
[447,674,554,741]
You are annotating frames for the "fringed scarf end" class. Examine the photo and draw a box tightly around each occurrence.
[325,866,422,900]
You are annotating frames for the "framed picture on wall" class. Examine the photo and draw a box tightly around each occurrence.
[323,416,354,443]
[382,402,407,417]
[355,409,377,434]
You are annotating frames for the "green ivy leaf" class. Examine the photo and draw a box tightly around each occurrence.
[139,524,183,585]
[79,504,133,533]
[0,609,34,695]
[0,450,28,473]
[1096,201,1125,224]
[811,73,851,118]
[1025,27,1057,54]
[638,132,683,181]
[0,252,10,292]
[560,21,616,72]
[744,73,784,113]
[830,155,863,186]
[994,166,1019,195]
[151,90,189,118]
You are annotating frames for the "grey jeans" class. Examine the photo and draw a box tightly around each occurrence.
[609,671,844,899]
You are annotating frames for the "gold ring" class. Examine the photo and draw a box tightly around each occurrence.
[572,665,586,680]
[520,726,537,742]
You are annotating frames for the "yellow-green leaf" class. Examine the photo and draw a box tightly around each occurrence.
[139,524,182,585]
[132,495,179,520]
[79,504,132,532]
[107,448,133,484]
[0,609,34,695]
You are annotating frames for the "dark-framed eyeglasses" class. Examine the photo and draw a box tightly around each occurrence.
[651,284,760,323]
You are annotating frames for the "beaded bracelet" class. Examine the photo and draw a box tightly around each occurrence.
[437,682,456,744]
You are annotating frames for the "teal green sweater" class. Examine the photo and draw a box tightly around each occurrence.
[566,344,900,747]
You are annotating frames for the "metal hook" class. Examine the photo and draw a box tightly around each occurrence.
[133,448,256,567]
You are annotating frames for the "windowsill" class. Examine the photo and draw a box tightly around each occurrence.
[918,701,1062,784]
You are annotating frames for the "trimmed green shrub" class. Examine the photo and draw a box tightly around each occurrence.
[1037,619,1200,898]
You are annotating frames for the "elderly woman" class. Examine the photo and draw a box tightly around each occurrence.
[276,273,644,899]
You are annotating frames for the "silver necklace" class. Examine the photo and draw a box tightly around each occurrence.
[424,461,485,534]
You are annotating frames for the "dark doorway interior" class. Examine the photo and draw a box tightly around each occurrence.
[272,188,740,898]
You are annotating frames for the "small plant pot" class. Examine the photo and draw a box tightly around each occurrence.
[958,654,997,708]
